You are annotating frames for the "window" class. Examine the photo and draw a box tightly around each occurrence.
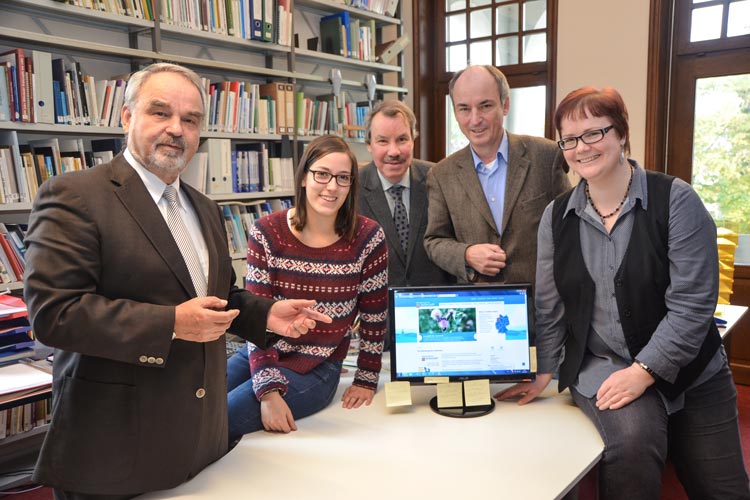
[444,0,547,69]
[688,0,750,41]
[692,73,750,248]
[657,0,750,265]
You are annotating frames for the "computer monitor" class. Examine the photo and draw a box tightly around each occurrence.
[389,284,535,385]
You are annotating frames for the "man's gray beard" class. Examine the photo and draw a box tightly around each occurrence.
[133,150,187,177]
[147,151,187,176]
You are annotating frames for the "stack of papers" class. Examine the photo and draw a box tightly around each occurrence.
[0,362,52,405]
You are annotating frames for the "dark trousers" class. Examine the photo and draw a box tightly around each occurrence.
[571,363,750,500]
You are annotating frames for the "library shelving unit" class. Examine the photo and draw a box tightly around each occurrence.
[0,0,406,486]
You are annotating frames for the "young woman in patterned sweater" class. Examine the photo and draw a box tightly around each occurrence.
[227,135,388,442]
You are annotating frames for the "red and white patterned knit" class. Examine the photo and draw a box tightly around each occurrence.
[246,209,388,399]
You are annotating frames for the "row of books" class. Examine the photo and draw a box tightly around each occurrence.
[338,0,400,18]
[162,0,293,46]
[62,0,400,25]
[220,198,292,254]
[0,47,372,141]
[0,396,52,440]
[299,94,370,139]
[0,47,128,128]
[204,80,293,135]
[202,79,372,138]
[0,224,27,287]
[61,0,293,46]
[320,11,378,62]
[0,132,122,204]
[0,49,54,125]
[182,139,295,195]
[0,131,300,203]
[60,0,156,20]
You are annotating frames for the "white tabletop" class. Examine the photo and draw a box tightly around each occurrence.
[124,308,750,499]
[715,304,748,338]
[142,367,603,500]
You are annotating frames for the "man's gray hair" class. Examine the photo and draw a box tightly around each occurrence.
[448,65,510,105]
[123,62,207,115]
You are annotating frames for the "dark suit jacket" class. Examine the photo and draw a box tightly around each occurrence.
[424,132,570,284]
[358,160,454,287]
[24,154,274,495]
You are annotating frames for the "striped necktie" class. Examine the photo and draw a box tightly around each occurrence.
[162,185,207,297]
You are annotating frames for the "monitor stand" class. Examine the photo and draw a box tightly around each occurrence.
[429,396,495,418]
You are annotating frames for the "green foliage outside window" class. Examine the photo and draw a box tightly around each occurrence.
[692,74,750,235]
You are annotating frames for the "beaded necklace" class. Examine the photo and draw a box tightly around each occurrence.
[585,165,634,222]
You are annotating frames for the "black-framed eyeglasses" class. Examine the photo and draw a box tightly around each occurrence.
[557,125,615,151]
[307,169,353,187]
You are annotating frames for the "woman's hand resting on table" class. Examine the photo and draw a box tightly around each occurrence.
[494,373,554,405]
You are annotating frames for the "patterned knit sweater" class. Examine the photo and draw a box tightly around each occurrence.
[246,209,388,399]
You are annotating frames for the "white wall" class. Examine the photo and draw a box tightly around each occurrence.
[555,0,650,161]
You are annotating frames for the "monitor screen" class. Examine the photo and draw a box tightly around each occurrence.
[389,284,535,384]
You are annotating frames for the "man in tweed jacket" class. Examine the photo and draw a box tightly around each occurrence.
[425,65,570,284]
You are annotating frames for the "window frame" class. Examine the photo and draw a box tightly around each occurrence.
[646,0,750,175]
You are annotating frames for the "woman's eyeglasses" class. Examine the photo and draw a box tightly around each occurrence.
[308,169,353,187]
[557,125,614,151]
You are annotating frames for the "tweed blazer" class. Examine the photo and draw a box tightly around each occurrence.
[24,154,274,495]
[358,160,454,287]
[424,131,570,284]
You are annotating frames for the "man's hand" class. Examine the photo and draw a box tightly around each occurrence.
[595,364,655,410]
[341,384,375,409]
[260,391,297,433]
[267,299,332,338]
[174,297,239,342]
[494,373,553,405]
[465,244,506,277]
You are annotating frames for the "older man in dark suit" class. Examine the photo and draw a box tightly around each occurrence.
[24,63,329,500]
[425,65,570,284]
[358,100,453,289]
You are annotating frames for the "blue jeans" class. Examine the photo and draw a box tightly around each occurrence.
[226,344,342,443]
[571,363,750,500]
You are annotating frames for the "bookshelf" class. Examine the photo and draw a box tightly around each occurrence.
[0,1,406,481]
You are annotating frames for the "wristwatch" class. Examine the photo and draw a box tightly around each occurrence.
[635,360,657,379]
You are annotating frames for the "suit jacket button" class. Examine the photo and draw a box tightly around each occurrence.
[147,356,156,364]
[139,355,148,363]
[196,388,206,399]
[155,357,164,365]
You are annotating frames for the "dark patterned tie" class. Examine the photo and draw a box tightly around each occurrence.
[163,185,207,297]
[388,185,409,253]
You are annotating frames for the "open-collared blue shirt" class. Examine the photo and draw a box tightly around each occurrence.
[469,130,508,233]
